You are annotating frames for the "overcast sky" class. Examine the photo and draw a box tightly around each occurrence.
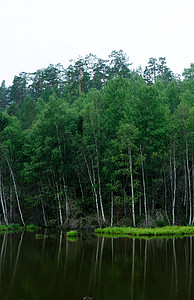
[0,0,193,85]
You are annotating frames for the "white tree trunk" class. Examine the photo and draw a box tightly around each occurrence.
[140,145,148,225]
[183,157,188,218]
[192,153,194,225]
[93,140,105,223]
[185,139,192,225]
[62,176,69,221]
[128,147,136,227]
[5,155,25,227]
[89,107,105,223]
[55,124,69,222]
[111,190,114,227]
[91,157,102,225]
[96,157,105,223]
[84,156,100,225]
[2,182,8,222]
[0,166,8,226]
[77,172,84,202]
[56,184,63,226]
[169,150,174,206]
[164,171,170,225]
[172,147,176,226]
[10,187,13,222]
[40,190,47,227]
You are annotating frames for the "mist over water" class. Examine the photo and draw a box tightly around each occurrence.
[0,232,193,300]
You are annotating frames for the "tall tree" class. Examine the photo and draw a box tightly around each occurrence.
[108,50,131,79]
[143,57,158,84]
[81,89,106,224]
[0,81,8,111]
[9,73,28,105]
[183,63,194,80]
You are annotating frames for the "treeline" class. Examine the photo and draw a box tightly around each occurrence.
[0,50,193,228]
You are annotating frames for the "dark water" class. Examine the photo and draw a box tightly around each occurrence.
[0,232,193,300]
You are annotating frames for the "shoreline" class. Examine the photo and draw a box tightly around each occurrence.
[94,226,194,238]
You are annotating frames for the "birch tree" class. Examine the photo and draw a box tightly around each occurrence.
[82,89,106,223]
[117,123,139,227]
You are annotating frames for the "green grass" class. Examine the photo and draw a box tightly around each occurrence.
[0,224,24,233]
[0,223,40,233]
[66,230,78,237]
[94,226,194,238]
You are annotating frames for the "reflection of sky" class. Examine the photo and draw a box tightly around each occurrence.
[0,0,193,85]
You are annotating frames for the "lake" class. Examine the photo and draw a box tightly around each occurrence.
[0,231,193,300]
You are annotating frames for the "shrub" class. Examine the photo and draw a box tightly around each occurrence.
[66,230,78,237]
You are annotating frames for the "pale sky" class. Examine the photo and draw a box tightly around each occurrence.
[0,0,193,86]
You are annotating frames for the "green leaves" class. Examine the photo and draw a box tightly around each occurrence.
[0,53,193,226]
[182,63,194,80]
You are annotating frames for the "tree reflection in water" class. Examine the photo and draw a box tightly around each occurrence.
[0,233,193,300]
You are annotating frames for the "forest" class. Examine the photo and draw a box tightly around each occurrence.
[0,50,193,229]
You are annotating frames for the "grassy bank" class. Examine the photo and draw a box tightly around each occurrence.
[66,230,78,237]
[94,226,194,238]
[0,224,40,233]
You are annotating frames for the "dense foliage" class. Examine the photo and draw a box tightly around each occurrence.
[0,50,193,228]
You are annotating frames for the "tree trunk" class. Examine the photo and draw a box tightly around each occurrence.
[2,182,8,223]
[140,145,148,224]
[77,172,84,202]
[164,171,170,225]
[96,155,105,223]
[55,123,69,221]
[10,187,13,223]
[84,156,100,225]
[172,147,176,226]
[89,106,105,223]
[56,184,63,226]
[128,147,136,227]
[192,153,194,225]
[91,157,103,224]
[111,190,114,227]
[183,157,188,218]
[169,149,173,207]
[5,155,25,227]
[40,189,47,227]
[185,139,192,225]
[0,166,8,226]
[62,176,69,221]
[139,197,142,216]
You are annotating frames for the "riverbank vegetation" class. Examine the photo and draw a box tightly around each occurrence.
[0,223,40,232]
[66,230,78,237]
[95,226,194,237]
[0,51,193,228]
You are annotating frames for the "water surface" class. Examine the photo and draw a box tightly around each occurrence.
[0,232,193,300]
